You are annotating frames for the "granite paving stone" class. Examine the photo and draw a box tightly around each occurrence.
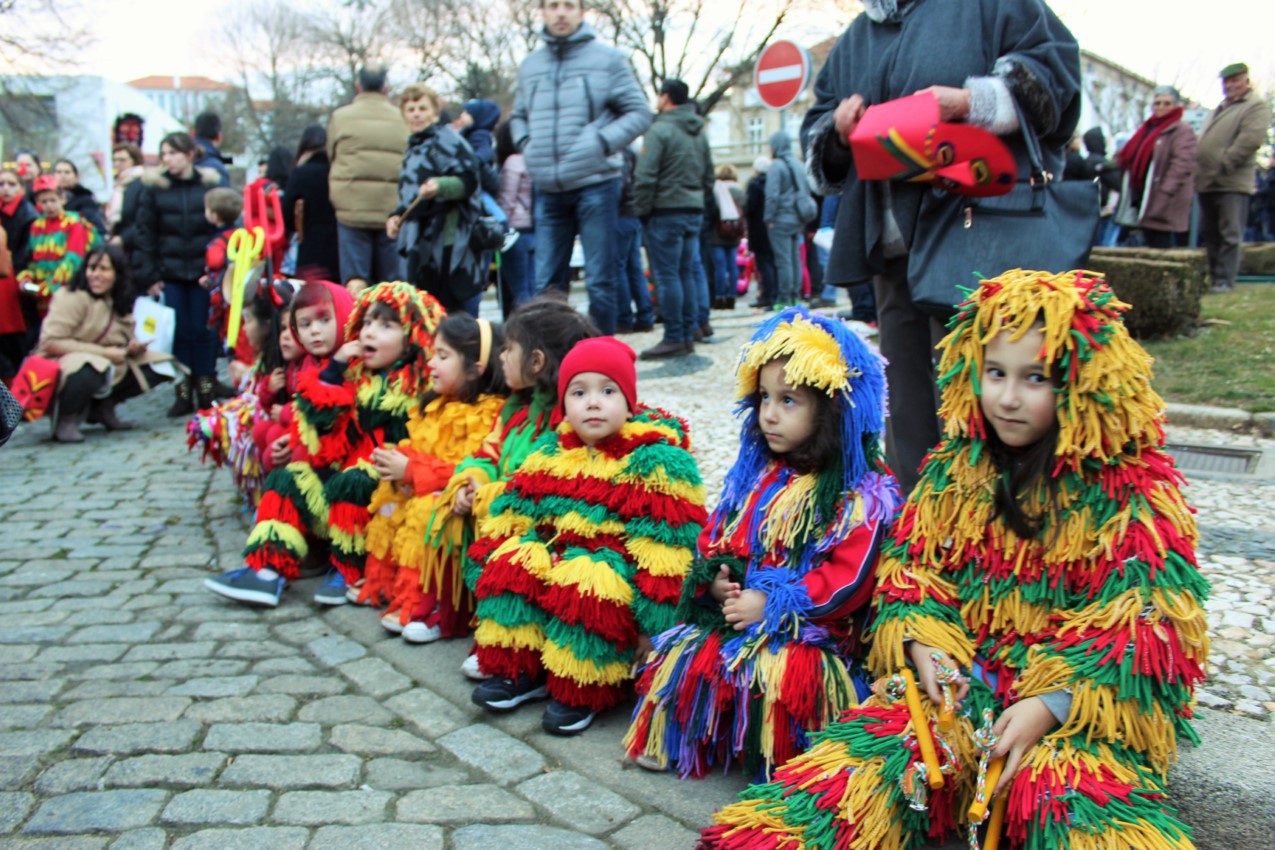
[0,730,78,757]
[363,759,470,792]
[202,722,321,753]
[254,675,348,697]
[165,675,260,697]
[107,828,168,850]
[0,706,53,729]
[161,789,272,825]
[307,634,367,666]
[218,754,361,789]
[295,695,391,724]
[308,824,445,850]
[102,753,225,788]
[517,769,641,834]
[33,758,113,795]
[59,681,174,701]
[450,825,611,850]
[66,623,161,646]
[336,657,413,697]
[72,722,203,756]
[0,756,40,790]
[329,724,436,755]
[183,694,299,724]
[611,813,703,850]
[438,725,546,784]
[54,698,192,727]
[168,827,308,850]
[23,789,169,833]
[0,791,36,832]
[272,789,393,825]
[397,784,536,824]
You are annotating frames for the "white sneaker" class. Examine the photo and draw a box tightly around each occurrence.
[345,579,367,605]
[402,621,442,644]
[634,754,665,772]
[461,653,489,681]
[380,613,404,634]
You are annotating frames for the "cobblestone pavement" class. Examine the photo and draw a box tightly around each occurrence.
[1,300,1272,848]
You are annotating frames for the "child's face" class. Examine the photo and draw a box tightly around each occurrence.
[0,172,22,203]
[358,314,406,371]
[563,371,629,446]
[35,191,63,217]
[757,359,818,456]
[205,205,220,227]
[979,327,1056,448]
[85,253,116,297]
[242,310,266,350]
[427,334,473,397]
[499,339,530,391]
[54,162,77,189]
[278,317,302,362]
[294,302,340,358]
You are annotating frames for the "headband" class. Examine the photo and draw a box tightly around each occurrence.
[477,318,492,371]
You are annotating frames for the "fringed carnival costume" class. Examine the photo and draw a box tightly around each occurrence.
[700,270,1211,850]
[186,368,274,505]
[361,325,507,637]
[244,282,444,583]
[625,308,903,781]
[471,404,708,716]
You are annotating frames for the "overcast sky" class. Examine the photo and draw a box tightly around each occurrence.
[82,0,1270,107]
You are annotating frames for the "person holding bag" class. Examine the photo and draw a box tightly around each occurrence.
[801,0,1080,495]
[36,244,176,442]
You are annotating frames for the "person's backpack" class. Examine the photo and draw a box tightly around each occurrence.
[782,159,818,225]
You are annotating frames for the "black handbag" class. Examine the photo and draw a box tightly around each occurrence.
[907,98,1099,320]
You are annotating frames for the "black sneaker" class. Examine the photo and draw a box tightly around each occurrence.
[542,699,596,735]
[471,674,548,712]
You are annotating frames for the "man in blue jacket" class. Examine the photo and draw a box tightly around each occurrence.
[510,0,652,334]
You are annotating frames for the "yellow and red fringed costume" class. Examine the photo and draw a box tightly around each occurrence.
[17,211,102,301]
[625,308,903,781]
[699,270,1211,850]
[471,405,708,714]
[361,390,506,634]
[244,282,443,582]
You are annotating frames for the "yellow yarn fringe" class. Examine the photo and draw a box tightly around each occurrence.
[736,314,857,400]
[289,463,331,535]
[542,640,630,686]
[245,519,307,556]
[473,620,544,652]
[542,553,633,605]
[624,537,695,578]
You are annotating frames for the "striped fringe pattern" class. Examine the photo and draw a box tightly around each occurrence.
[243,463,330,581]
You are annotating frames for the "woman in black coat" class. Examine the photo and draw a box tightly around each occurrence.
[282,125,340,281]
[134,132,220,415]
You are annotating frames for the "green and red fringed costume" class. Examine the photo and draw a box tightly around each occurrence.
[471,405,708,713]
[624,308,903,781]
[243,282,443,583]
[17,211,101,300]
[700,270,1211,850]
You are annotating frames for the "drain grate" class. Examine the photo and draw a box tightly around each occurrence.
[1165,443,1262,476]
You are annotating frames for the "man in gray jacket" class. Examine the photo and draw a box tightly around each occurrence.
[510,0,652,334]
[764,130,810,308]
[632,79,713,359]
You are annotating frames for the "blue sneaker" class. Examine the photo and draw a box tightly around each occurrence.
[205,567,284,607]
[313,569,349,606]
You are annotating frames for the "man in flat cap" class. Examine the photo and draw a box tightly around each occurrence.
[1196,62,1273,292]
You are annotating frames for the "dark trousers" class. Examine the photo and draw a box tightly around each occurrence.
[59,363,170,416]
[1142,228,1185,249]
[1198,191,1250,289]
[875,257,945,496]
[753,246,777,306]
[163,282,217,377]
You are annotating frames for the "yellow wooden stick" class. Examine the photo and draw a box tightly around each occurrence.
[982,791,1009,850]
[968,756,1005,822]
[899,669,944,790]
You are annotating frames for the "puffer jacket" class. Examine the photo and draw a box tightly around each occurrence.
[632,104,714,217]
[510,22,652,193]
[328,92,411,229]
[134,166,220,286]
[764,131,806,233]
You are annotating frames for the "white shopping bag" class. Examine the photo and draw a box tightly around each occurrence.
[133,296,177,378]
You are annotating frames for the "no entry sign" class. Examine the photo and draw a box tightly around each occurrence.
[754,40,811,110]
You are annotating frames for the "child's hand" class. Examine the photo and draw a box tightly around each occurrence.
[417,178,439,200]
[908,641,970,709]
[371,447,409,482]
[269,434,292,467]
[270,404,283,422]
[722,589,766,631]
[336,340,362,362]
[451,475,479,516]
[268,368,286,393]
[630,633,655,677]
[708,564,740,604]
[989,696,1057,796]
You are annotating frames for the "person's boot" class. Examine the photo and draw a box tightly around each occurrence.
[166,379,194,418]
[53,408,86,443]
[213,379,236,400]
[88,398,134,431]
[195,376,218,409]
[639,339,688,360]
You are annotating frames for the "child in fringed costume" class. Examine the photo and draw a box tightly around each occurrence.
[188,281,299,504]
[625,307,903,781]
[470,336,708,735]
[205,281,443,607]
[454,298,599,679]
[700,270,1211,850]
[17,175,102,303]
[355,313,508,642]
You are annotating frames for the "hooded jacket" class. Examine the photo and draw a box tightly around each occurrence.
[510,21,652,193]
[194,138,232,188]
[631,103,714,217]
[764,130,809,232]
[134,167,221,286]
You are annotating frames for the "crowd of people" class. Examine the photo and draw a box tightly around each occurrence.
[1,0,1244,846]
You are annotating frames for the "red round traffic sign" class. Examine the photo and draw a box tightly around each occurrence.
[754,40,811,110]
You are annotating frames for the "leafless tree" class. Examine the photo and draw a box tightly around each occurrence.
[0,0,93,157]
[307,0,396,104]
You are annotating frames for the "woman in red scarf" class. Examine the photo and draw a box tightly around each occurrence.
[0,168,36,383]
[1117,86,1199,248]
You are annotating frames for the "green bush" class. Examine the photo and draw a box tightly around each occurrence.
[1087,248,1207,338]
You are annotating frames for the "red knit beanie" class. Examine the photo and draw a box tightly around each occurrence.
[558,336,638,413]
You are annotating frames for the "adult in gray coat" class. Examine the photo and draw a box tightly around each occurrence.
[632,79,713,359]
[509,0,651,334]
[763,130,810,307]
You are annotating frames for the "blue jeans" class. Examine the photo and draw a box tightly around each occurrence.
[338,222,401,285]
[1093,215,1120,247]
[163,281,217,377]
[534,179,620,334]
[712,245,738,300]
[693,231,711,326]
[615,216,653,328]
[643,213,702,344]
[501,228,536,313]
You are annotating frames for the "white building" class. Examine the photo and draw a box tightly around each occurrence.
[127,76,235,126]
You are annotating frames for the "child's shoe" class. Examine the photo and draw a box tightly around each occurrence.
[460,653,490,681]
[344,579,373,606]
[402,620,441,644]
[205,567,284,607]
[313,569,349,606]
[633,754,665,772]
[541,699,596,735]
[471,673,548,712]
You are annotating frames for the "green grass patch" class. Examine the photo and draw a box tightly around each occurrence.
[1142,284,1275,412]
